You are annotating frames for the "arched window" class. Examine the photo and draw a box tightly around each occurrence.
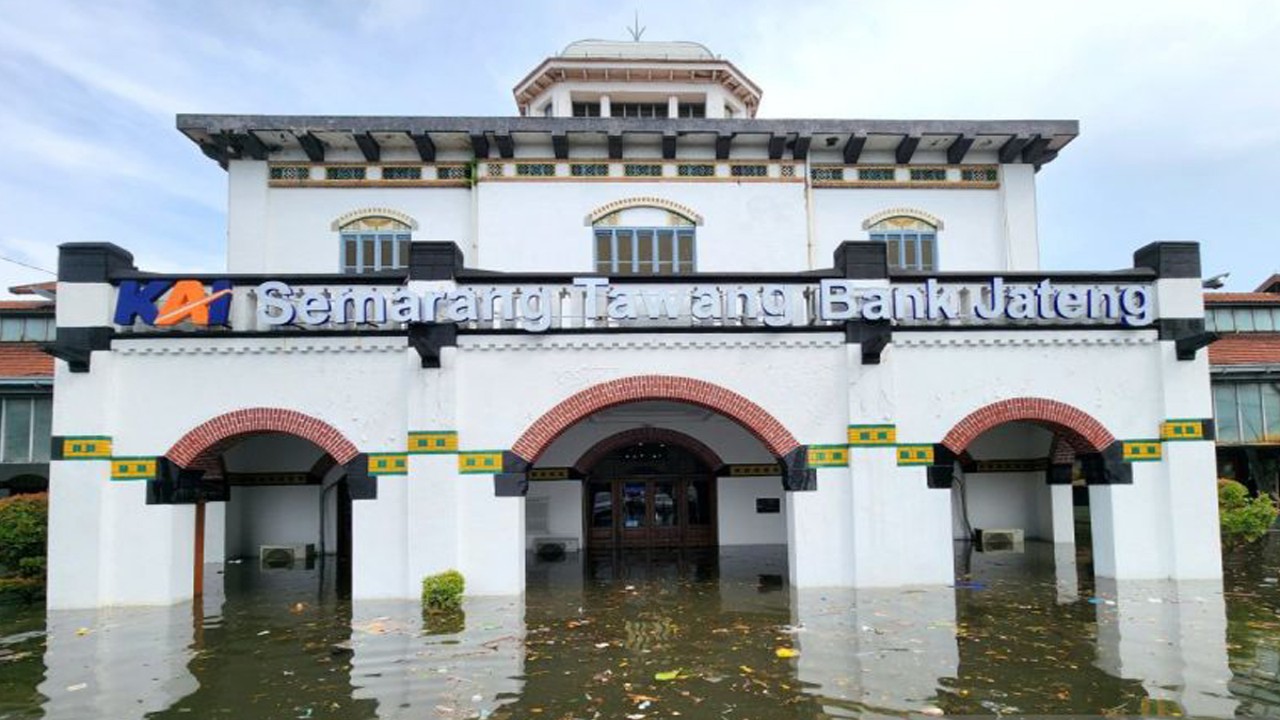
[338,216,412,274]
[867,216,938,272]
[591,205,697,275]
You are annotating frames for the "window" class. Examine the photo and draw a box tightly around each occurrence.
[339,216,411,274]
[611,103,668,118]
[0,316,54,342]
[730,164,767,177]
[859,167,896,181]
[325,166,366,181]
[909,168,948,182]
[1205,307,1280,333]
[0,397,51,463]
[515,163,555,177]
[1214,381,1280,444]
[381,166,422,181]
[678,103,705,118]
[572,102,601,117]
[571,163,609,177]
[677,164,714,177]
[594,228,695,275]
[623,163,663,177]
[868,216,938,271]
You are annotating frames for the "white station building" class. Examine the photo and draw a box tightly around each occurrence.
[46,39,1223,609]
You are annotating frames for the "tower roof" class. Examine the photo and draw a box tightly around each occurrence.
[558,39,717,61]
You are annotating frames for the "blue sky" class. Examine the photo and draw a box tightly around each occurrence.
[1,0,1276,294]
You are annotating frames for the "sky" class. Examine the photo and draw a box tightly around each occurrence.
[0,0,1277,295]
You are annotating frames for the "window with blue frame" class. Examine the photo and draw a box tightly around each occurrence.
[339,216,411,274]
[593,227,696,275]
[867,216,938,271]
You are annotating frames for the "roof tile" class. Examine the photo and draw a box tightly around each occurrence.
[0,343,52,378]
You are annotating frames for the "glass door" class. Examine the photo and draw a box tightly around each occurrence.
[619,481,649,546]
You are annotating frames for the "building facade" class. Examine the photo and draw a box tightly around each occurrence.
[1206,276,1280,496]
[47,40,1222,609]
[0,282,55,495]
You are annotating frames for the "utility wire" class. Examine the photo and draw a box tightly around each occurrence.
[0,255,54,276]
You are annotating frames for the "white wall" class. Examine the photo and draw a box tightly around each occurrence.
[952,423,1055,541]
[717,475,785,545]
[524,481,581,549]
[811,186,1009,272]
[474,180,808,273]
[223,485,328,559]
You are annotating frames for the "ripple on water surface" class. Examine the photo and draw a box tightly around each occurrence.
[2,542,1280,717]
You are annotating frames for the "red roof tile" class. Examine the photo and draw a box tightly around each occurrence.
[0,343,52,378]
[1205,292,1280,305]
[8,281,55,297]
[1209,333,1280,366]
[0,301,53,312]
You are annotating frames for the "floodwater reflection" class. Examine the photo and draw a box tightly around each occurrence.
[6,540,1280,717]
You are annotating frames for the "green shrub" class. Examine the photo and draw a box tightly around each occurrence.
[0,493,48,600]
[421,570,465,612]
[1219,479,1278,550]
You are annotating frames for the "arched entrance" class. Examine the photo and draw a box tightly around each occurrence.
[163,408,361,599]
[517,377,804,590]
[941,398,1117,590]
[580,429,721,549]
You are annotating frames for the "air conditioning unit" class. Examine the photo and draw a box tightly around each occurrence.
[259,544,315,569]
[533,536,580,561]
[974,528,1024,553]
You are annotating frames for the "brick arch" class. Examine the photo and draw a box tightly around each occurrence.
[942,397,1115,455]
[165,408,360,472]
[511,376,800,462]
[573,428,724,474]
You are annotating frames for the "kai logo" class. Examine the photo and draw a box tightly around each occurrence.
[114,280,233,327]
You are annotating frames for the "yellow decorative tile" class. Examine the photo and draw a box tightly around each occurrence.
[368,453,408,476]
[1123,440,1162,462]
[806,445,849,467]
[896,445,935,466]
[408,431,458,454]
[1160,420,1204,442]
[111,457,155,481]
[847,425,897,446]
[458,451,504,475]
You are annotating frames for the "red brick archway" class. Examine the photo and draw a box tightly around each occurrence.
[942,397,1115,455]
[165,407,360,472]
[574,428,725,473]
[512,375,800,462]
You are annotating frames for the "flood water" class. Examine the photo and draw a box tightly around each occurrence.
[2,538,1280,718]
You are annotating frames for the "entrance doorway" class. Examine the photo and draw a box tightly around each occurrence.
[584,442,716,549]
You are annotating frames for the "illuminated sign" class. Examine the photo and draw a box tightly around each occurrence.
[113,276,1156,333]
[114,280,233,327]
[255,277,1154,331]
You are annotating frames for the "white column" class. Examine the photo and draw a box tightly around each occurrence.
[352,477,409,599]
[1089,464,1172,579]
[457,478,524,595]
[1049,483,1075,544]
[786,467,855,587]
[226,160,271,273]
[405,454,461,589]
[1152,274,1223,580]
[998,164,1040,271]
[848,447,954,586]
[599,94,611,118]
[667,95,679,118]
